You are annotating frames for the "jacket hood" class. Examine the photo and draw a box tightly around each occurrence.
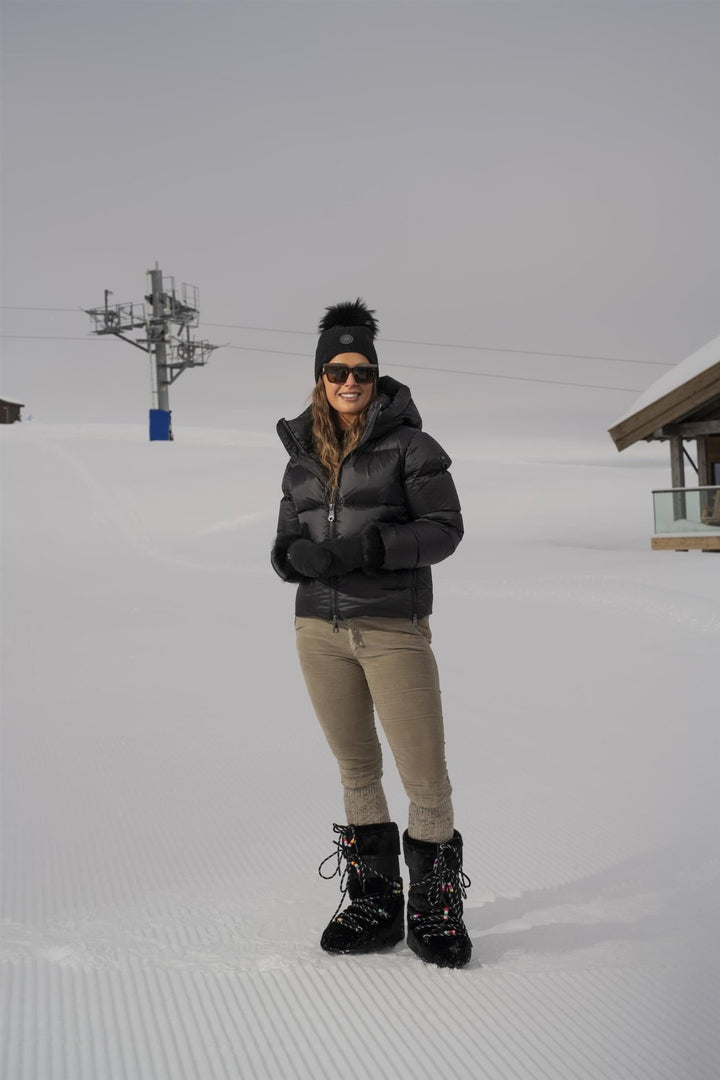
[277,376,422,458]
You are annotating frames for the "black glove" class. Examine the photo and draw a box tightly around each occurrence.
[271,532,304,582]
[286,538,332,578]
[325,527,385,576]
[324,535,366,575]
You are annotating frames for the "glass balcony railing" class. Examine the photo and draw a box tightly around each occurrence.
[652,487,720,535]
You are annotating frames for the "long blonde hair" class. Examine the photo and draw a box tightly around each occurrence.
[311,380,376,496]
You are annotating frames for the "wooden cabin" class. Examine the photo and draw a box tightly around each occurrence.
[0,398,24,424]
[608,335,720,551]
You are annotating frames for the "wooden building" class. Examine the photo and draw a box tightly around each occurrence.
[0,398,24,424]
[608,335,720,551]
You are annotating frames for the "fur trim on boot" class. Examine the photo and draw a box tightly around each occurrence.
[403,829,472,968]
[319,822,404,954]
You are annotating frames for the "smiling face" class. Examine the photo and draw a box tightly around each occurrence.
[322,353,377,428]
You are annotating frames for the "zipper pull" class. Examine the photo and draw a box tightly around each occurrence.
[328,502,335,523]
[333,615,339,633]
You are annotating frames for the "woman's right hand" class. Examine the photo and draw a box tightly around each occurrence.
[286,538,333,578]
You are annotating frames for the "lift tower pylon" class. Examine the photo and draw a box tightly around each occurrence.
[85,263,219,441]
[149,265,170,416]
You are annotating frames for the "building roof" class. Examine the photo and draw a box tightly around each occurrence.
[0,397,25,407]
[608,334,720,452]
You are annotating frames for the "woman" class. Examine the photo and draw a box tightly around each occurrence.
[272,299,471,968]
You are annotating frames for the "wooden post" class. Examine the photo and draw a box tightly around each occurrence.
[699,438,716,522]
[709,436,720,486]
[696,437,709,485]
[670,435,686,520]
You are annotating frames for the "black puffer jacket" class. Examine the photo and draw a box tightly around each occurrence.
[272,377,463,622]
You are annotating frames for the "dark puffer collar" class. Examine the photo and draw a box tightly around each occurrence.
[277,376,422,458]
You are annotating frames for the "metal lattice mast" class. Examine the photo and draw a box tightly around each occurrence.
[148,265,170,414]
[85,263,219,440]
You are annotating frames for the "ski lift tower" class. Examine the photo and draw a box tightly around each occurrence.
[85,264,219,440]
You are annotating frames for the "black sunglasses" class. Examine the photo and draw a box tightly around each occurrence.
[322,363,378,385]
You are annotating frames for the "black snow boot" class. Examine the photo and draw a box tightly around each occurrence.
[403,829,472,968]
[318,822,405,954]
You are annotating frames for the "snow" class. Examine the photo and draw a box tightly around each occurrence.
[2,415,719,1080]
[612,333,720,426]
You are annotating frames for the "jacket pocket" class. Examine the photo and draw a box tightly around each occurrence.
[377,569,407,591]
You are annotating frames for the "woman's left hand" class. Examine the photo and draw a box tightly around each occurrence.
[324,536,366,575]
[325,528,384,575]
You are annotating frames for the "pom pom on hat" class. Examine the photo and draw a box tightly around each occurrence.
[315,298,379,380]
[318,299,379,337]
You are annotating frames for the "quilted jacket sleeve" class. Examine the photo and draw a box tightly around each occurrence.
[271,466,304,582]
[377,431,463,570]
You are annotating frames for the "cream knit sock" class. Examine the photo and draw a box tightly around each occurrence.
[343,780,391,825]
[408,795,455,843]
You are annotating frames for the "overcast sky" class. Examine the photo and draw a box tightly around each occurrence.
[1,1,718,438]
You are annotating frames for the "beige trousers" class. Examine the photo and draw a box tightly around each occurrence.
[294,615,453,837]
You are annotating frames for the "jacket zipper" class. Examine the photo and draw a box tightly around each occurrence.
[411,569,418,625]
[328,499,339,631]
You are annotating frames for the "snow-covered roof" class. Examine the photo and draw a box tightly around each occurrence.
[0,396,25,406]
[609,334,720,451]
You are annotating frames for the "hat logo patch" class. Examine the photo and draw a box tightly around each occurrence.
[339,333,354,344]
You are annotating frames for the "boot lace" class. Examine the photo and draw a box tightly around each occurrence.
[318,823,402,932]
[409,839,471,940]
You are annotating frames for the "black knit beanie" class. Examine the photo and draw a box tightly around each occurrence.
[314,299,379,381]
